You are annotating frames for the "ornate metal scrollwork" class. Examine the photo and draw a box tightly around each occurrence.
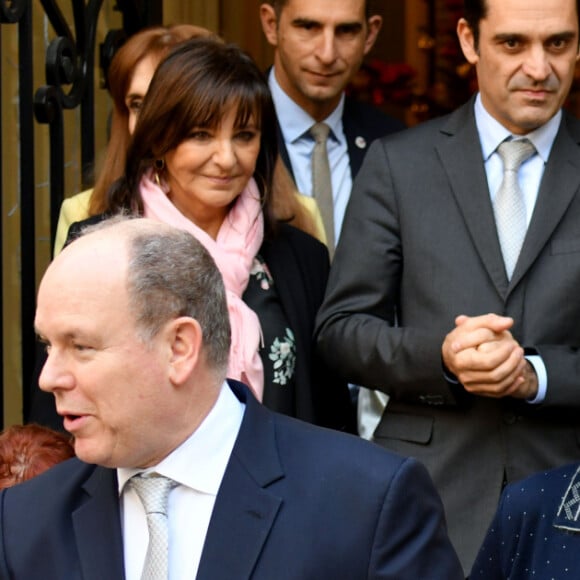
[35,0,104,121]
[0,0,161,426]
[0,0,26,23]
[33,85,62,125]
[45,35,79,108]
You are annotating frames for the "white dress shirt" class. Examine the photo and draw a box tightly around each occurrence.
[118,382,245,580]
[269,68,352,245]
[474,93,561,404]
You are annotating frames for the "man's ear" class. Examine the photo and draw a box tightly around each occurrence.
[260,3,280,47]
[457,18,479,64]
[363,15,382,55]
[166,317,203,387]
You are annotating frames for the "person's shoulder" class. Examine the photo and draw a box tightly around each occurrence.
[343,96,405,135]
[71,212,108,229]
[2,457,98,503]
[562,110,580,140]
[505,462,580,503]
[363,104,470,163]
[268,222,328,262]
[493,463,580,530]
[61,188,93,214]
[66,212,109,243]
[275,222,326,248]
[272,409,413,480]
[264,224,330,283]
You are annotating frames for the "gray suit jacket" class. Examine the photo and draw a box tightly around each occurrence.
[315,97,580,573]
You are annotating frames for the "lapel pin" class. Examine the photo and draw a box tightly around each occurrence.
[355,136,367,149]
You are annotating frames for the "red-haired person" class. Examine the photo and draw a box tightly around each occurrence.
[0,424,74,489]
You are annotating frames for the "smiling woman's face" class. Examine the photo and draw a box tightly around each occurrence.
[163,105,262,239]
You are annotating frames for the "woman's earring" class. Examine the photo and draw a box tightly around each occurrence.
[154,158,165,187]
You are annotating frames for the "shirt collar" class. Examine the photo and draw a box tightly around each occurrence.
[474,93,561,163]
[268,67,345,144]
[118,381,245,496]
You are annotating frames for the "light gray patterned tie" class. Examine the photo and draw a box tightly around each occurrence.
[130,473,178,580]
[493,139,536,279]
[310,122,335,258]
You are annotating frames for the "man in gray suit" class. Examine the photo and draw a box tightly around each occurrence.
[316,0,580,574]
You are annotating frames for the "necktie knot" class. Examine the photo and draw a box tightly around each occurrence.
[130,473,177,516]
[310,122,331,145]
[497,138,536,172]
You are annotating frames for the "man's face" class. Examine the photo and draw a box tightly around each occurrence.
[458,0,580,134]
[260,0,381,120]
[35,238,179,469]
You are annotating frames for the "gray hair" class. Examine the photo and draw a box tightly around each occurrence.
[80,216,231,374]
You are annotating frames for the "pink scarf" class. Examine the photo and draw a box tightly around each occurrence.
[140,172,264,400]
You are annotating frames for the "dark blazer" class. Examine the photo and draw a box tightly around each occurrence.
[471,463,580,579]
[315,97,580,572]
[0,380,463,579]
[259,223,353,430]
[277,95,405,182]
[28,219,354,433]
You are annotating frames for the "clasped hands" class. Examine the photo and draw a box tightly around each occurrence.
[442,313,538,400]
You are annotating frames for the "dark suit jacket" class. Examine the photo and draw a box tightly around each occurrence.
[28,219,354,433]
[315,97,580,572]
[0,380,463,579]
[471,463,580,579]
[257,223,354,430]
[277,95,405,182]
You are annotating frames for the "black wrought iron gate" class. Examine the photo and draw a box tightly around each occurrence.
[0,0,161,428]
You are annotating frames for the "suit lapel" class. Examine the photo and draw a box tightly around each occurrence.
[510,115,580,289]
[196,381,284,580]
[343,99,367,177]
[435,100,510,298]
[73,466,125,580]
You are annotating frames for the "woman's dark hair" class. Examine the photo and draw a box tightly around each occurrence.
[89,25,214,216]
[108,37,278,234]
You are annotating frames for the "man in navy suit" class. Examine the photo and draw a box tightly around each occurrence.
[0,217,462,579]
[259,0,403,249]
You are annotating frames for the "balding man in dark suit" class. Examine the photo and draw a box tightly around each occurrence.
[0,217,462,579]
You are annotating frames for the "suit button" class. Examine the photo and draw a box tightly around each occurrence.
[503,412,517,425]
[418,394,445,406]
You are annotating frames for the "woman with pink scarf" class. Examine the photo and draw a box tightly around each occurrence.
[66,38,354,432]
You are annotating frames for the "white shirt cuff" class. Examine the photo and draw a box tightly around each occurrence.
[525,354,547,404]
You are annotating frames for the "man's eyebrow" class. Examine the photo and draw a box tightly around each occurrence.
[493,33,525,43]
[337,21,363,31]
[493,30,578,43]
[291,17,321,27]
[290,17,363,32]
[546,31,578,42]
